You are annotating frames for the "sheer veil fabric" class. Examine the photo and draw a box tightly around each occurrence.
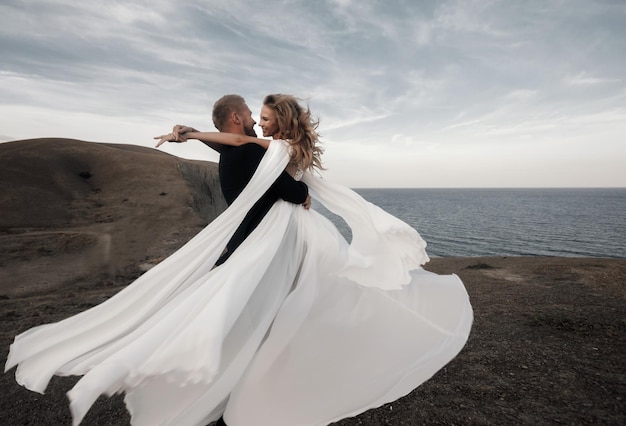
[5,141,473,426]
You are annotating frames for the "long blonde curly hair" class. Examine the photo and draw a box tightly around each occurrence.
[263,94,324,172]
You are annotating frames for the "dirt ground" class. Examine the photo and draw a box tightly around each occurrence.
[1,256,624,425]
[1,140,624,425]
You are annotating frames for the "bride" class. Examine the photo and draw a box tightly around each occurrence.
[5,94,473,426]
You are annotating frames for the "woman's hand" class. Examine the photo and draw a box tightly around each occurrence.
[154,124,198,148]
[154,133,183,148]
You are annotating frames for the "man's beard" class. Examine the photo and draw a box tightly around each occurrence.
[244,125,257,137]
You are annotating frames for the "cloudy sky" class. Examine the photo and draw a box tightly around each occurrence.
[1,0,624,188]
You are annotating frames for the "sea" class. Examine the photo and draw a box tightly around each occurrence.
[315,188,626,258]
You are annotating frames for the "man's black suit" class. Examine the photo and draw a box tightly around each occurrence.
[215,143,308,265]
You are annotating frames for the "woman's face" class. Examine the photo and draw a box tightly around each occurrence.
[259,105,279,138]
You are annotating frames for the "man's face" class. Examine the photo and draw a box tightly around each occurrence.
[259,105,279,138]
[240,105,257,137]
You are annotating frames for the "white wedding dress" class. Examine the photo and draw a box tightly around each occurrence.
[5,140,473,426]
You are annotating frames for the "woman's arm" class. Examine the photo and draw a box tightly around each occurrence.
[185,132,270,150]
[154,130,270,151]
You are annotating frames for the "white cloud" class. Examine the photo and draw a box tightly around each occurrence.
[565,72,622,86]
[0,0,624,187]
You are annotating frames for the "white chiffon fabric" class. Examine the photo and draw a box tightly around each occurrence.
[5,140,473,426]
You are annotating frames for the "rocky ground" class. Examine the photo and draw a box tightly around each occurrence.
[1,139,624,425]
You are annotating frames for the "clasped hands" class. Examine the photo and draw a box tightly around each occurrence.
[154,125,196,148]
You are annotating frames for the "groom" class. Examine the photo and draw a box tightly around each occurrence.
[174,94,310,266]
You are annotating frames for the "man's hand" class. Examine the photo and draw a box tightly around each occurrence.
[302,195,311,210]
[172,125,197,140]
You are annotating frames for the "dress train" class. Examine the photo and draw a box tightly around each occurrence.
[5,141,473,425]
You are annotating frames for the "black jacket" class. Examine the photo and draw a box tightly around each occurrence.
[215,143,308,265]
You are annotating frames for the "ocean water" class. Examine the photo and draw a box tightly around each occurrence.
[315,188,626,258]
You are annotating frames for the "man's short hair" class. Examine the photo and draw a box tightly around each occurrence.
[212,94,247,131]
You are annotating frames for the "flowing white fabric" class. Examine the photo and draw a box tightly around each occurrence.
[5,140,473,426]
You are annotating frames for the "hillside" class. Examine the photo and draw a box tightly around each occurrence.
[0,138,226,295]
